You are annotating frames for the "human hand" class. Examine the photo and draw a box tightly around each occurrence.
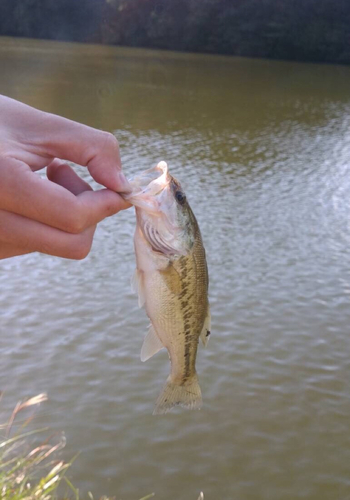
[0,95,131,260]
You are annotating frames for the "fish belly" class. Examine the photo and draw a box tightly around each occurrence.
[134,225,208,414]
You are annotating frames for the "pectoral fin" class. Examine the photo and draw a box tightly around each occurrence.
[141,325,165,362]
[200,306,211,347]
[159,263,182,295]
[131,269,146,308]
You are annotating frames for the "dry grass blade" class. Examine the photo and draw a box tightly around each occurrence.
[0,394,71,500]
[28,443,57,458]
[27,437,66,463]
[5,393,48,438]
[2,394,194,500]
[17,393,48,411]
[42,474,60,490]
[0,427,50,450]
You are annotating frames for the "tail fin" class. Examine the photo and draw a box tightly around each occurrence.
[153,373,202,415]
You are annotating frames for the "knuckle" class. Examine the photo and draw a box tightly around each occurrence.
[65,218,85,235]
[67,235,92,260]
[102,131,119,152]
[64,205,86,234]
[64,219,83,234]
[85,131,119,169]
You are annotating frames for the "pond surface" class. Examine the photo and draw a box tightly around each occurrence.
[1,37,350,500]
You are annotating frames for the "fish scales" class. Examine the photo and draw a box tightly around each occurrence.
[124,161,210,414]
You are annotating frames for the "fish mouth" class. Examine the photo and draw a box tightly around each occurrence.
[124,161,170,213]
[125,161,188,255]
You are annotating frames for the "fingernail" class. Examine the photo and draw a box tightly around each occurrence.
[116,172,132,194]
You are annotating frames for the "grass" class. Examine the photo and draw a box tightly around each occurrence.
[0,393,74,500]
[0,393,203,500]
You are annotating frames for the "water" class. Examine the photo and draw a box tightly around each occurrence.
[1,37,350,500]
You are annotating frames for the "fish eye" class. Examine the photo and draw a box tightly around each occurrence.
[175,190,186,205]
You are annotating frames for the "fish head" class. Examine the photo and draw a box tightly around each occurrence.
[124,161,196,256]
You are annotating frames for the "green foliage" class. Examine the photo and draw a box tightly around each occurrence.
[0,394,155,500]
[0,394,72,500]
[0,0,349,64]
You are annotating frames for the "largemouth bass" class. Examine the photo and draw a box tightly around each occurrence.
[124,161,210,415]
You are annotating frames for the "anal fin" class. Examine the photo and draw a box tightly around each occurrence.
[141,325,165,362]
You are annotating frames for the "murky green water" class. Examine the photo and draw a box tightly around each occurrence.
[1,37,350,500]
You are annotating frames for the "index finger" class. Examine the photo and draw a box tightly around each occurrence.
[37,114,131,192]
[1,96,131,192]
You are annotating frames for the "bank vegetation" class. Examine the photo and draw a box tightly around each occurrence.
[0,0,349,64]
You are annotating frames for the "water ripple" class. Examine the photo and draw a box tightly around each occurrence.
[1,39,350,500]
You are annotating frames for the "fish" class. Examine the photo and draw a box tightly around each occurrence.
[124,161,210,415]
